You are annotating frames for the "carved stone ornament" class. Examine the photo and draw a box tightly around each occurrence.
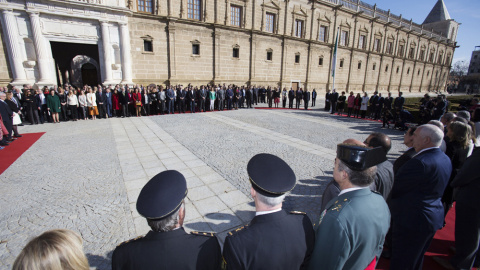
[24,60,36,68]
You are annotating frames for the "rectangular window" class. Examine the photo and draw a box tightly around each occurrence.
[358,62,361,69]
[340,31,348,46]
[267,51,272,61]
[233,48,239,58]
[386,42,393,54]
[192,44,200,55]
[295,20,303,38]
[373,38,381,52]
[373,63,376,70]
[266,13,275,33]
[398,45,404,57]
[295,55,300,63]
[143,40,153,52]
[319,26,327,42]
[319,57,323,66]
[188,0,201,20]
[358,35,366,49]
[340,60,344,68]
[231,5,242,27]
[138,0,153,13]
[409,48,415,59]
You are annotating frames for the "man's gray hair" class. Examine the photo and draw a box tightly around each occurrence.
[147,202,184,232]
[457,110,471,122]
[427,120,445,133]
[337,160,376,187]
[256,193,286,208]
[443,112,456,122]
[419,124,444,147]
[0,92,5,97]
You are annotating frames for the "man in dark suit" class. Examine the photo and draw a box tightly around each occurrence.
[375,93,384,120]
[217,87,225,111]
[303,89,310,110]
[288,88,295,109]
[434,147,480,270]
[310,144,390,269]
[295,88,303,109]
[311,89,317,107]
[330,89,338,114]
[105,88,113,118]
[119,88,129,117]
[112,170,222,270]
[96,87,106,118]
[223,154,315,270]
[267,87,273,108]
[0,92,14,142]
[393,126,417,175]
[390,124,452,270]
[364,132,394,200]
[383,92,393,111]
[226,87,233,110]
[177,87,186,113]
[198,86,207,112]
[325,90,331,111]
[369,91,379,119]
[246,87,253,108]
[393,91,405,120]
[187,87,196,113]
[166,86,175,114]
[253,86,259,105]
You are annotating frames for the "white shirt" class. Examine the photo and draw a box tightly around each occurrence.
[413,146,438,157]
[339,187,365,196]
[255,208,282,216]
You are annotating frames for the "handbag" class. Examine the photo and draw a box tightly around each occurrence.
[12,113,22,125]
[136,101,142,106]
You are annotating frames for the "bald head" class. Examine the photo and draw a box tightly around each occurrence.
[364,133,391,153]
[412,124,444,152]
[342,139,366,147]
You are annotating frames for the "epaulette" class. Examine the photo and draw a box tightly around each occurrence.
[227,225,248,236]
[372,190,382,196]
[329,198,350,212]
[290,211,306,215]
[191,231,215,237]
[117,235,144,247]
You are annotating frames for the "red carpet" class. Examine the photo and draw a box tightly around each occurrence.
[254,107,309,110]
[0,132,45,175]
[376,203,457,269]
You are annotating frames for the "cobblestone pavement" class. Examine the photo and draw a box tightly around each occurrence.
[0,106,406,269]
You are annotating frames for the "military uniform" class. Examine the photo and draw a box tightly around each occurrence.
[309,188,390,270]
[112,228,222,270]
[223,210,315,270]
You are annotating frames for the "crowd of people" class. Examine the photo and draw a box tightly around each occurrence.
[11,103,480,269]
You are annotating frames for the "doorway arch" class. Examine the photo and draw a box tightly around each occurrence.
[70,55,101,87]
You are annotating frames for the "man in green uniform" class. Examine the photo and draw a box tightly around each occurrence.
[309,144,390,270]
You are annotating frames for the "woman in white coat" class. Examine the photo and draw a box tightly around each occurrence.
[360,92,369,118]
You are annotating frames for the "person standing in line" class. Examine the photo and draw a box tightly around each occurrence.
[158,86,166,115]
[46,89,61,123]
[198,86,207,112]
[96,86,106,119]
[273,87,280,108]
[67,90,79,121]
[347,91,355,117]
[325,89,331,111]
[86,87,98,120]
[337,91,346,116]
[360,92,369,118]
[133,88,142,117]
[303,89,310,110]
[209,87,216,111]
[217,87,225,111]
[187,87,196,113]
[78,90,88,120]
[282,87,287,108]
[296,88,303,109]
[330,89,339,114]
[390,124,452,270]
[166,86,175,114]
[226,87,234,110]
[58,87,68,121]
[288,88,295,109]
[24,89,39,124]
[311,89,317,107]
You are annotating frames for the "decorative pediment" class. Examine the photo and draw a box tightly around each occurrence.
[191,39,201,44]
[358,25,369,33]
[232,44,240,49]
[262,0,281,10]
[141,35,154,41]
[293,6,308,17]
[317,13,331,23]
[339,20,351,28]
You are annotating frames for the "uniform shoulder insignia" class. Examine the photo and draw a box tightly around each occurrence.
[290,211,306,215]
[117,235,144,247]
[372,190,382,195]
[227,225,248,236]
[329,198,349,212]
[190,231,215,237]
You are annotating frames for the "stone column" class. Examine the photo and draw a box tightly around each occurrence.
[119,22,133,85]
[28,12,52,85]
[1,9,27,85]
[100,20,114,84]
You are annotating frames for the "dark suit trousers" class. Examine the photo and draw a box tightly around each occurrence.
[199,99,205,112]
[289,98,293,108]
[178,100,185,113]
[330,102,337,113]
[295,99,301,109]
[218,99,224,111]
[391,224,436,270]
[227,99,232,110]
[168,100,175,114]
[40,104,50,123]
[122,104,128,117]
[97,103,105,118]
[451,202,480,269]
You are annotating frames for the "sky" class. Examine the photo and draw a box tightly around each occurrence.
[372,0,480,65]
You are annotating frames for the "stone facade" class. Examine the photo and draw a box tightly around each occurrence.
[0,0,458,93]
[127,0,458,93]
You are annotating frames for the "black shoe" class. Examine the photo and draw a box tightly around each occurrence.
[14,135,22,138]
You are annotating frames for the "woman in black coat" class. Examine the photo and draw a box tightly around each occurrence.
[5,92,22,137]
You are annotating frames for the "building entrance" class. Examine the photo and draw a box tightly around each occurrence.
[50,41,100,87]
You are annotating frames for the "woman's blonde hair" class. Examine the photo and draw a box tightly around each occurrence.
[13,229,89,270]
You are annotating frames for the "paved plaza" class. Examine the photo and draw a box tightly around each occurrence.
[0,105,408,269]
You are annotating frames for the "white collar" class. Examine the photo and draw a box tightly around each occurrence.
[338,187,365,196]
[413,146,438,157]
[256,208,282,216]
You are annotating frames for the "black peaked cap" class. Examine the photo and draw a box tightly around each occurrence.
[248,153,296,196]
[336,144,387,171]
[136,170,188,219]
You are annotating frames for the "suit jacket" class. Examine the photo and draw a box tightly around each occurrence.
[96,91,106,104]
[288,90,295,99]
[394,96,405,109]
[112,228,222,270]
[0,100,13,125]
[217,89,225,100]
[391,148,452,231]
[309,188,390,270]
[384,97,393,110]
[330,92,339,102]
[296,90,303,100]
[226,89,234,99]
[451,147,480,208]
[166,89,175,100]
[393,147,416,175]
[223,210,315,270]
[119,91,129,105]
[303,91,311,101]
[105,92,113,105]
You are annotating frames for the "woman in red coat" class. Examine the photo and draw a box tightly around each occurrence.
[112,89,120,117]
[132,88,142,117]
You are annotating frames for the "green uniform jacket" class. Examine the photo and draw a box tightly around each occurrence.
[309,188,390,270]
